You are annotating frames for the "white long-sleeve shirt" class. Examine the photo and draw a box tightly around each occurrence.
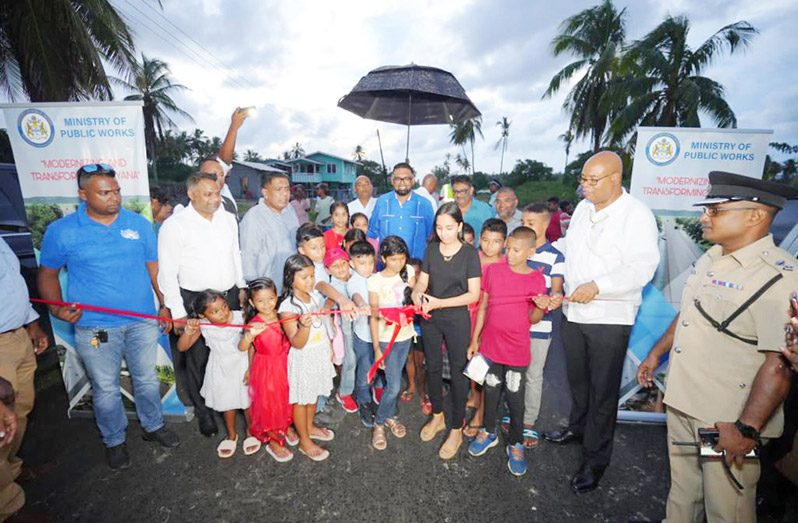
[157,203,245,318]
[555,191,660,325]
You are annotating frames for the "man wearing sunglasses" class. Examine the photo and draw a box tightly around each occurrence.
[542,151,660,493]
[38,164,180,470]
[637,171,798,522]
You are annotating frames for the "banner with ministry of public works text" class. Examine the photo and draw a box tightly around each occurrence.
[630,127,772,212]
[1,101,186,419]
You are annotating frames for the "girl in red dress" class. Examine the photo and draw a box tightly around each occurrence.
[240,278,296,462]
[323,201,349,250]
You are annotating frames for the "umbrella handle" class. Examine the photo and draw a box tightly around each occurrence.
[406,92,412,162]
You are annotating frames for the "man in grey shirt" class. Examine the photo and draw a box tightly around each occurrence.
[495,187,522,233]
[240,172,299,291]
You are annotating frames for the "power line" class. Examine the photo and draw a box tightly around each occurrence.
[136,0,259,89]
[114,0,253,91]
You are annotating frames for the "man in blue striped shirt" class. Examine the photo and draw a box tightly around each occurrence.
[521,203,565,447]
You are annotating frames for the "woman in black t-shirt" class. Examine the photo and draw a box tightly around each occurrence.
[412,202,482,459]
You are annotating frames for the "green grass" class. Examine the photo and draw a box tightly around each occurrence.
[514,179,578,207]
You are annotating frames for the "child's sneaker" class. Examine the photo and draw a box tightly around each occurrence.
[358,404,374,428]
[507,443,527,477]
[467,430,498,457]
[372,387,384,405]
[336,393,358,413]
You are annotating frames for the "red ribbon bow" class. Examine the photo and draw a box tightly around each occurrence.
[367,305,429,383]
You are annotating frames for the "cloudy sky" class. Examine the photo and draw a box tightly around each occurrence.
[5,0,798,174]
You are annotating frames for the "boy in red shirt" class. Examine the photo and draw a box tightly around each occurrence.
[466,226,548,476]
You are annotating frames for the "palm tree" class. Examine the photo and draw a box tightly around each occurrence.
[607,17,757,143]
[290,142,306,159]
[449,117,483,174]
[558,130,574,174]
[0,0,136,101]
[454,153,470,174]
[494,117,511,175]
[544,0,627,153]
[244,149,263,162]
[114,54,193,175]
[353,145,366,161]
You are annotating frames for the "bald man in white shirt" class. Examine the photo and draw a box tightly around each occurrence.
[543,151,660,493]
[158,172,246,437]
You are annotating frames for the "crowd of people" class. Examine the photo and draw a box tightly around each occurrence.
[1,108,797,521]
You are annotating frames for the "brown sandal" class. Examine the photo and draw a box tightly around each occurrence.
[372,424,387,450]
[385,418,407,439]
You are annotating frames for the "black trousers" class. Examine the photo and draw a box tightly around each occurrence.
[170,285,241,419]
[562,319,631,468]
[483,361,528,445]
[422,309,471,428]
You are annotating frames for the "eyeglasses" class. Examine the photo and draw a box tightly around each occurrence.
[701,206,758,217]
[579,173,614,186]
[453,188,471,195]
[79,163,115,175]
[393,176,413,184]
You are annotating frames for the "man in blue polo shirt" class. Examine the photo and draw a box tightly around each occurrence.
[368,162,434,260]
[451,175,494,247]
[38,163,179,470]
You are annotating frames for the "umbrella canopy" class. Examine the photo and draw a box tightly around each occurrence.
[337,64,480,160]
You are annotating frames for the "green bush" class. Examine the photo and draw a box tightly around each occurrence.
[26,203,64,250]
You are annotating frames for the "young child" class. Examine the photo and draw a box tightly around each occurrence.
[324,201,350,251]
[519,202,564,447]
[464,218,508,437]
[368,236,416,450]
[345,240,378,427]
[462,223,476,246]
[239,278,295,462]
[296,223,356,424]
[343,227,367,252]
[178,291,258,459]
[325,247,358,414]
[466,226,547,476]
[351,212,380,254]
[413,202,482,460]
[278,254,336,462]
[403,257,429,414]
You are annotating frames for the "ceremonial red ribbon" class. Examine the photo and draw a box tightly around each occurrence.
[367,305,430,384]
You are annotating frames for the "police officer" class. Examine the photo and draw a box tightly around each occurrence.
[637,171,798,522]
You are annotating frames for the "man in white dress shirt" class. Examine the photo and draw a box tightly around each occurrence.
[347,175,376,219]
[542,151,660,493]
[414,173,439,211]
[158,172,246,437]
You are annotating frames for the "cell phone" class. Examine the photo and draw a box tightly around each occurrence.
[240,106,256,117]
[697,428,757,458]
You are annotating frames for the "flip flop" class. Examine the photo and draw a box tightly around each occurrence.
[310,427,335,442]
[400,390,415,403]
[285,429,299,447]
[298,445,330,462]
[243,436,262,456]
[420,395,433,416]
[385,418,407,439]
[463,424,481,438]
[216,436,238,459]
[265,443,294,463]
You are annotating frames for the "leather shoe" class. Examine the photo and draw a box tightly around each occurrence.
[543,428,582,445]
[198,415,218,437]
[142,426,181,448]
[106,443,130,470]
[570,463,606,493]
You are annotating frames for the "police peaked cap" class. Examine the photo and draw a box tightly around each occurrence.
[694,171,798,210]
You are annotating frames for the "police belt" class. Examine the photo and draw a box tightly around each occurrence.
[693,273,783,346]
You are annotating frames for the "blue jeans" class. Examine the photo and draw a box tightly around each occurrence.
[75,321,164,447]
[353,333,375,407]
[339,317,356,396]
[375,339,412,425]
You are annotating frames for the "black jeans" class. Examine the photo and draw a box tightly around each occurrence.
[483,361,528,445]
[562,319,631,468]
[170,285,241,419]
[422,309,471,428]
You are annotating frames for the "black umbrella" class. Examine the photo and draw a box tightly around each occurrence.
[337,64,480,161]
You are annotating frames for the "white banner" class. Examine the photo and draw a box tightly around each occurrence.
[630,127,772,212]
[1,101,186,418]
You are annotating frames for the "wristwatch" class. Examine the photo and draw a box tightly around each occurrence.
[734,419,760,441]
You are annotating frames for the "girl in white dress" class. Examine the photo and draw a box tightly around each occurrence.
[278,254,336,462]
[178,290,260,459]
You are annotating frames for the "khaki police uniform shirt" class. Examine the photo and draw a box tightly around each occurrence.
[664,234,797,438]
